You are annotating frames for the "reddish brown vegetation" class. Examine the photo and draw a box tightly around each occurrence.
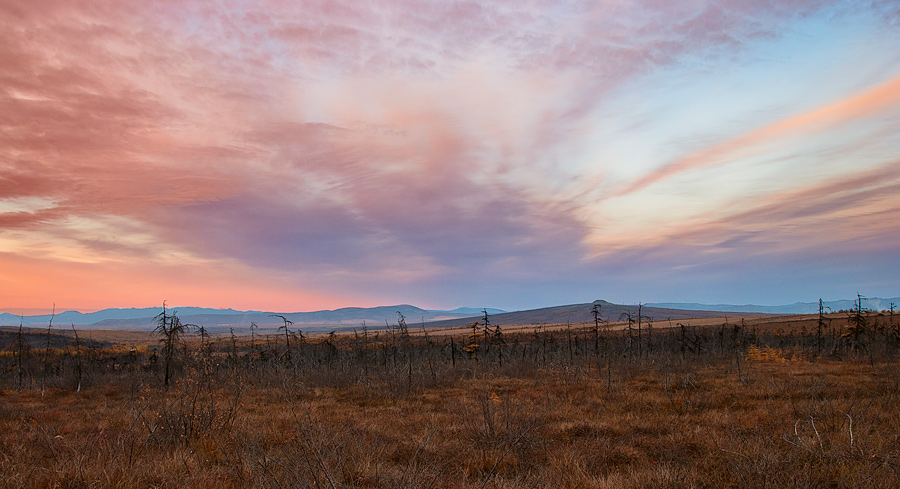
[2,311,900,487]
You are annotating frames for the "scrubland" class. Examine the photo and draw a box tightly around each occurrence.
[2,310,900,488]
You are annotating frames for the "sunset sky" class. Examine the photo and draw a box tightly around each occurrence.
[2,0,900,314]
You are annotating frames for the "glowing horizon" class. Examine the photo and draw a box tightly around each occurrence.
[2,0,899,313]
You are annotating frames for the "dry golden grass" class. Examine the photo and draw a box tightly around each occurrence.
[2,312,900,488]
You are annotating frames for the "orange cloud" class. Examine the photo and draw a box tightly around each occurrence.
[3,0,899,310]
[619,73,900,196]
[595,159,900,260]
[0,252,349,313]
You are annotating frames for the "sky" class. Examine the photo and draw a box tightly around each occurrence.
[2,0,900,314]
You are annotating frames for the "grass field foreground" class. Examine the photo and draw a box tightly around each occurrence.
[2,312,900,488]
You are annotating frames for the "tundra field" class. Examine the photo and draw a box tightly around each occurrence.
[1,309,900,488]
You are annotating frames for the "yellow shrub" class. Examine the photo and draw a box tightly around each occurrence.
[746,345,786,362]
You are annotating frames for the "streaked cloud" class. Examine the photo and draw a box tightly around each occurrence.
[2,0,899,311]
[618,74,900,196]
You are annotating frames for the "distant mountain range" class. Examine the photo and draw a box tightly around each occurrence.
[422,300,762,329]
[2,297,896,331]
[645,297,899,315]
[0,305,506,330]
[416,297,900,329]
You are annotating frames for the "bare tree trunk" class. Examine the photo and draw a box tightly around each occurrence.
[41,305,55,397]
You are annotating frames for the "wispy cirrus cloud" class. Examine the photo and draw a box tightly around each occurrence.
[617,73,900,197]
[2,0,899,310]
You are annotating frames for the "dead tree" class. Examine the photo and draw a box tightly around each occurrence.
[249,322,258,364]
[396,312,409,338]
[154,302,190,389]
[842,293,868,353]
[15,318,28,391]
[591,303,602,355]
[41,305,56,397]
[71,323,83,392]
[270,315,294,363]
[816,298,831,356]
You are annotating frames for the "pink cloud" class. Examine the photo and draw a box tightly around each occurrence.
[0,251,350,313]
[607,159,900,263]
[3,0,899,309]
[0,208,64,229]
[618,73,900,196]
